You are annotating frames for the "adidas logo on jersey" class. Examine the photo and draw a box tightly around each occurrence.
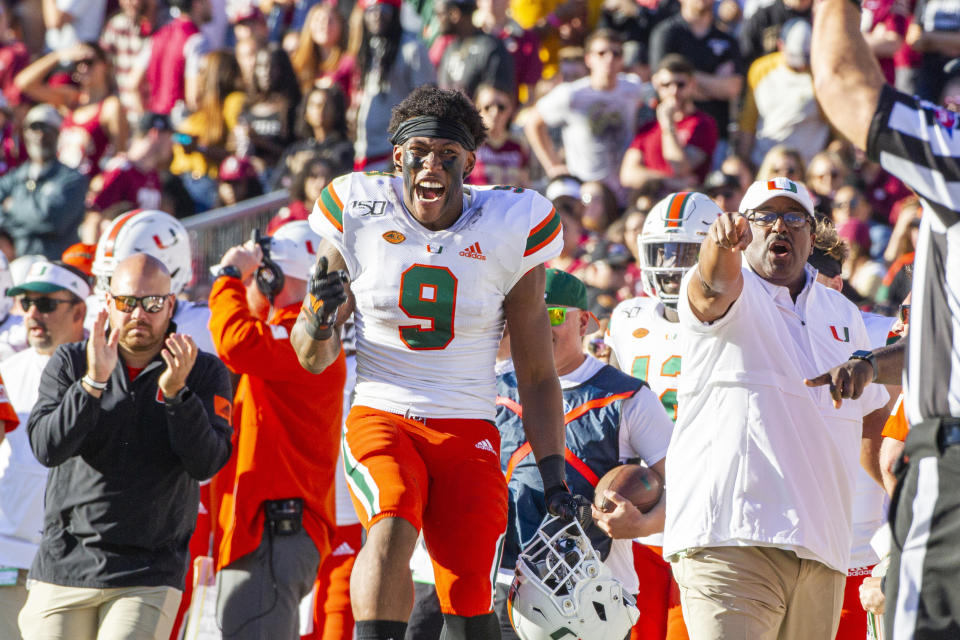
[332,541,356,556]
[475,438,496,454]
[459,242,486,261]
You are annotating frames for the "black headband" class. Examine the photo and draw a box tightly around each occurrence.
[390,116,476,150]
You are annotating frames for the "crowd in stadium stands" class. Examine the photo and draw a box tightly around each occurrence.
[0,0,952,636]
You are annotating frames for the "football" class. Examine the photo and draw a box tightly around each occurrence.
[594,464,664,514]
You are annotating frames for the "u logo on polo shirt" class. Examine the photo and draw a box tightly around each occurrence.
[829,325,850,342]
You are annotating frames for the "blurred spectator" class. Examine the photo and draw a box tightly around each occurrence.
[290,3,352,97]
[268,155,334,233]
[144,0,212,116]
[805,149,849,211]
[0,255,25,360]
[43,0,107,52]
[580,179,620,233]
[274,85,352,190]
[0,105,88,260]
[526,29,647,195]
[0,96,24,177]
[15,42,129,179]
[469,83,530,185]
[235,25,258,87]
[169,50,245,212]
[738,19,829,167]
[649,0,743,147]
[598,0,678,80]
[582,240,632,316]
[352,0,434,172]
[621,54,718,193]
[88,112,174,214]
[738,0,811,66]
[883,195,921,264]
[475,0,542,100]
[941,57,960,109]
[99,0,157,123]
[20,254,231,640]
[702,168,744,211]
[0,3,28,105]
[838,218,886,302]
[228,0,268,47]
[755,143,804,181]
[720,153,757,193]
[263,0,324,45]
[435,0,516,98]
[0,261,84,640]
[861,0,910,85]
[544,176,588,273]
[237,43,301,172]
[831,182,894,262]
[216,154,264,206]
[906,0,960,101]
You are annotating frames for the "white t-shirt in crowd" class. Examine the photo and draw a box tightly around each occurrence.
[665,264,889,573]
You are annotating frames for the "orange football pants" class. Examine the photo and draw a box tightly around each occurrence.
[630,543,689,640]
[342,406,508,617]
[834,566,875,640]
[301,523,363,640]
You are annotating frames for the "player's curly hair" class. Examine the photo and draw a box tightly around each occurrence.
[388,86,488,149]
[814,217,849,264]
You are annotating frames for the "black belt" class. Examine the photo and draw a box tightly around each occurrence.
[936,418,960,449]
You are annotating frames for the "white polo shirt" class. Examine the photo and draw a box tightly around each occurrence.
[663,264,888,573]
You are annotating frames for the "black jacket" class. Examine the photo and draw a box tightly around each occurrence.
[27,339,233,589]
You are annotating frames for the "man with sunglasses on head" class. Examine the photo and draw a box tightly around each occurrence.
[208,221,347,640]
[0,260,85,640]
[19,254,232,640]
[663,177,890,639]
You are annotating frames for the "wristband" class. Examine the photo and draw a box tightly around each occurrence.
[849,349,879,382]
[82,375,107,391]
[537,454,567,497]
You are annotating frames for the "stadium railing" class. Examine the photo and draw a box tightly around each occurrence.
[182,190,291,299]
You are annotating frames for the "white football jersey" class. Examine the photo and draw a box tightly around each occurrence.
[310,172,563,419]
[606,296,681,422]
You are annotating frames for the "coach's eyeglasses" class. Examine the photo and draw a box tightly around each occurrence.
[109,293,171,313]
[742,209,813,229]
[19,296,78,313]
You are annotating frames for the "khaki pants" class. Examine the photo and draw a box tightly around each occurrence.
[0,569,29,640]
[18,580,181,640]
[672,546,845,640]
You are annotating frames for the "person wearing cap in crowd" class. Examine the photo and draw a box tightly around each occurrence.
[0,104,88,261]
[621,54,719,194]
[0,260,87,640]
[217,154,264,207]
[544,177,588,276]
[18,254,232,640]
[87,112,174,215]
[209,221,348,639]
[435,0,516,101]
[494,268,671,638]
[737,18,830,168]
[703,168,744,212]
[663,177,891,639]
[353,0,435,173]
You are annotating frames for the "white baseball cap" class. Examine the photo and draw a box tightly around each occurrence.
[739,177,815,217]
[24,104,63,129]
[7,260,91,299]
[269,221,322,281]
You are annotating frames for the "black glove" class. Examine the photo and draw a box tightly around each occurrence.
[545,486,592,527]
[302,256,348,340]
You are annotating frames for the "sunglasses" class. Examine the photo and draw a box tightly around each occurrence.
[898,303,910,324]
[547,307,573,326]
[109,293,170,313]
[19,296,77,313]
[742,209,813,229]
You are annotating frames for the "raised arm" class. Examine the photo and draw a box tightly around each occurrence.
[810,0,886,151]
[687,211,749,323]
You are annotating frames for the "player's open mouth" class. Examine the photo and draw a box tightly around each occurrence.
[415,180,445,203]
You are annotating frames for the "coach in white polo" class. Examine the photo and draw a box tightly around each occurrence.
[663,177,890,639]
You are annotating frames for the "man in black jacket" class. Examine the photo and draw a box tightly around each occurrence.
[19,254,233,640]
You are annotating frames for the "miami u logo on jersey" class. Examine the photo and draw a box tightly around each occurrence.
[830,325,850,342]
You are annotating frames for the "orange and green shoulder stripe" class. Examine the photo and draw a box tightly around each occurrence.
[524,207,561,257]
[315,183,344,233]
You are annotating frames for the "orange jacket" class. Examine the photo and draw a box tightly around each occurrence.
[208,277,346,570]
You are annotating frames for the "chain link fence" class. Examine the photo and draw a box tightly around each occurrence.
[181,190,291,300]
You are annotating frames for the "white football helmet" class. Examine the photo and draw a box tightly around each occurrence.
[269,220,322,281]
[508,515,639,640]
[93,210,193,294]
[639,191,721,307]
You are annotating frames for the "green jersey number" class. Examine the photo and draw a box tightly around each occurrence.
[398,265,458,350]
[630,354,681,421]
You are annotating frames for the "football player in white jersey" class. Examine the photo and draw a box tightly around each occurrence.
[89,209,215,354]
[604,191,720,639]
[291,87,579,640]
